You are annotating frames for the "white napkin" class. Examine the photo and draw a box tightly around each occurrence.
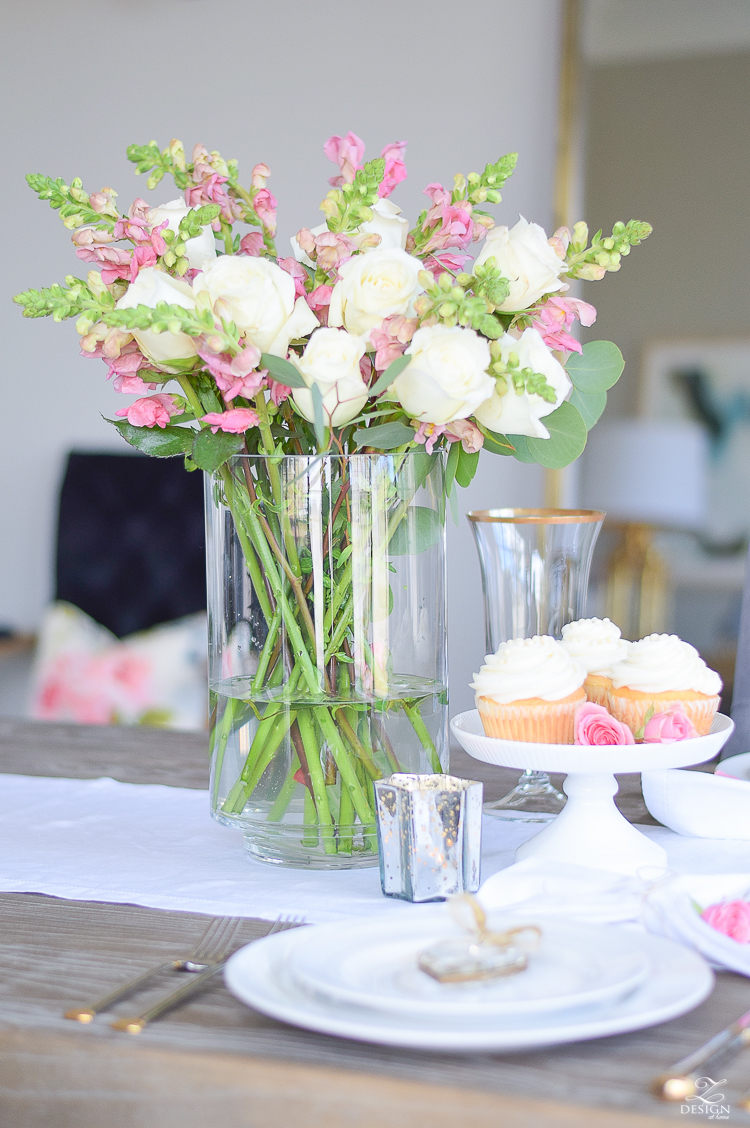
[641,873,750,975]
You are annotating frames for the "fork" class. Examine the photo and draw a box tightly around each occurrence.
[64,915,243,1023]
[110,914,304,1034]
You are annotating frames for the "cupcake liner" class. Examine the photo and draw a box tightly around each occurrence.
[584,675,612,709]
[476,690,585,744]
[607,690,720,738]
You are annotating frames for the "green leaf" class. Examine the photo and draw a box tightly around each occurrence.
[508,401,588,469]
[445,441,460,496]
[311,383,325,447]
[570,386,607,430]
[190,428,244,473]
[565,341,624,394]
[369,355,411,396]
[259,352,307,389]
[353,421,416,450]
[476,424,515,457]
[389,506,443,556]
[455,447,480,488]
[109,418,194,458]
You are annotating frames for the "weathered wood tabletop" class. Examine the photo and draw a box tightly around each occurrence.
[1,717,748,1128]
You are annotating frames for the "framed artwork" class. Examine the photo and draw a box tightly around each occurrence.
[640,338,750,540]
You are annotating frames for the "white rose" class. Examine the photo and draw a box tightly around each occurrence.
[148,199,217,270]
[474,327,571,439]
[328,248,424,337]
[115,266,198,370]
[393,325,494,425]
[289,200,409,266]
[192,255,317,355]
[474,216,567,312]
[292,328,368,427]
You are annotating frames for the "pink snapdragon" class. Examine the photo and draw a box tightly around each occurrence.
[379,141,408,197]
[238,232,264,257]
[369,315,418,371]
[185,143,242,227]
[198,343,265,401]
[548,225,571,260]
[202,408,259,434]
[268,380,292,406]
[116,394,183,429]
[414,422,447,455]
[71,227,115,248]
[88,187,119,217]
[422,251,471,278]
[419,184,478,254]
[296,228,357,275]
[701,900,750,943]
[531,296,597,355]
[253,188,277,236]
[445,419,484,454]
[575,702,635,746]
[642,708,698,743]
[323,133,408,198]
[74,244,133,285]
[113,374,158,394]
[307,285,333,323]
[277,257,309,298]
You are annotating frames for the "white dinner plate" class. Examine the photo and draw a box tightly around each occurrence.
[225,922,713,1051]
[287,913,649,1018]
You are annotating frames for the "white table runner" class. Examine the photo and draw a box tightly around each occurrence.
[3,774,750,923]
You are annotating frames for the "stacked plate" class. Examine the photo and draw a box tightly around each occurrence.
[224,909,714,1050]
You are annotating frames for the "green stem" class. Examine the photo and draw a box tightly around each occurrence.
[251,607,282,694]
[297,710,337,855]
[336,709,381,781]
[402,699,442,773]
[221,709,296,813]
[211,695,237,806]
[314,707,374,825]
[303,789,318,846]
[337,784,354,855]
[267,755,300,821]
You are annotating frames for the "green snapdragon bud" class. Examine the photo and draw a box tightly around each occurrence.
[456,273,472,288]
[438,273,453,293]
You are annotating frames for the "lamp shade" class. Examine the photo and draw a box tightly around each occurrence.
[579,420,708,527]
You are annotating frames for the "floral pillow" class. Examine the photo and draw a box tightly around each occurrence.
[29,602,207,730]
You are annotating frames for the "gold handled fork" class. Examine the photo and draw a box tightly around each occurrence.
[651,1006,750,1100]
[111,914,304,1034]
[65,915,243,1023]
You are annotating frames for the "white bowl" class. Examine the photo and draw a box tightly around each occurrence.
[715,752,750,781]
[450,711,733,775]
[642,765,750,839]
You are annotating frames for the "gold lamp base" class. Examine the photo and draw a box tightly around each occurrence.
[604,523,669,640]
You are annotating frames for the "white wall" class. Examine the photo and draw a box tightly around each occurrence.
[1,0,560,711]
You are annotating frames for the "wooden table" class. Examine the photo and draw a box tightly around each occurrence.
[1,717,749,1127]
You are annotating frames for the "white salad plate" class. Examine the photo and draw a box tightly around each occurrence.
[286,913,649,1019]
[224,915,713,1051]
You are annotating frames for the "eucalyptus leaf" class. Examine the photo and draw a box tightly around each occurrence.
[565,341,624,393]
[570,386,607,429]
[311,383,325,447]
[477,425,515,457]
[259,352,307,389]
[369,355,411,396]
[109,418,194,458]
[505,433,537,463]
[353,421,416,449]
[191,428,244,473]
[509,401,587,469]
[455,446,480,488]
[389,505,443,556]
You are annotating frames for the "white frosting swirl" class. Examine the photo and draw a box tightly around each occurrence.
[560,617,631,676]
[609,633,722,695]
[471,635,586,705]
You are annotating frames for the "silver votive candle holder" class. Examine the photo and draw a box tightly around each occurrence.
[373,774,483,903]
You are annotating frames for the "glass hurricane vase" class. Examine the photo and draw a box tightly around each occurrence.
[206,453,449,868]
[468,508,604,820]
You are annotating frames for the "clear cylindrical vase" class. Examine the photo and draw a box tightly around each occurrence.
[468,508,604,818]
[206,453,448,868]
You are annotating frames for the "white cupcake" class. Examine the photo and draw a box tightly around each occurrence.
[561,617,630,707]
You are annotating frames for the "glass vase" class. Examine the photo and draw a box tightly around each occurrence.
[468,508,604,820]
[205,453,448,868]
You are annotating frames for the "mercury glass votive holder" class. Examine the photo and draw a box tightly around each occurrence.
[374,774,483,903]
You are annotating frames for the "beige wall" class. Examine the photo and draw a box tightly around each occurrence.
[581,51,750,415]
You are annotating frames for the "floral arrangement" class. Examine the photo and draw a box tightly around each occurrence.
[14,131,650,476]
[14,134,651,863]
[575,702,698,746]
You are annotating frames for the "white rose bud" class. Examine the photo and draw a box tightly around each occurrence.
[393,325,494,425]
[115,266,198,370]
[328,248,424,337]
[192,255,317,355]
[474,327,571,439]
[148,199,217,270]
[474,216,567,312]
[292,327,369,427]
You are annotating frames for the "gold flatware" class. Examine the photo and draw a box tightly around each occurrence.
[111,914,304,1033]
[651,1006,750,1100]
[65,915,243,1023]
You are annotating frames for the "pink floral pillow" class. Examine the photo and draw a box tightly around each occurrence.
[29,602,207,730]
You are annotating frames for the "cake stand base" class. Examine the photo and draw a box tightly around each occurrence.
[515,772,667,876]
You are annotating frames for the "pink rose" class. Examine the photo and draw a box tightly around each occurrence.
[575,702,635,746]
[642,708,698,743]
[701,900,750,943]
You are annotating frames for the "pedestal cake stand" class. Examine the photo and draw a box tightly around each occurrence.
[450,712,734,876]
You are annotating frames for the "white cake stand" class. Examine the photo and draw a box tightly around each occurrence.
[450,712,734,876]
